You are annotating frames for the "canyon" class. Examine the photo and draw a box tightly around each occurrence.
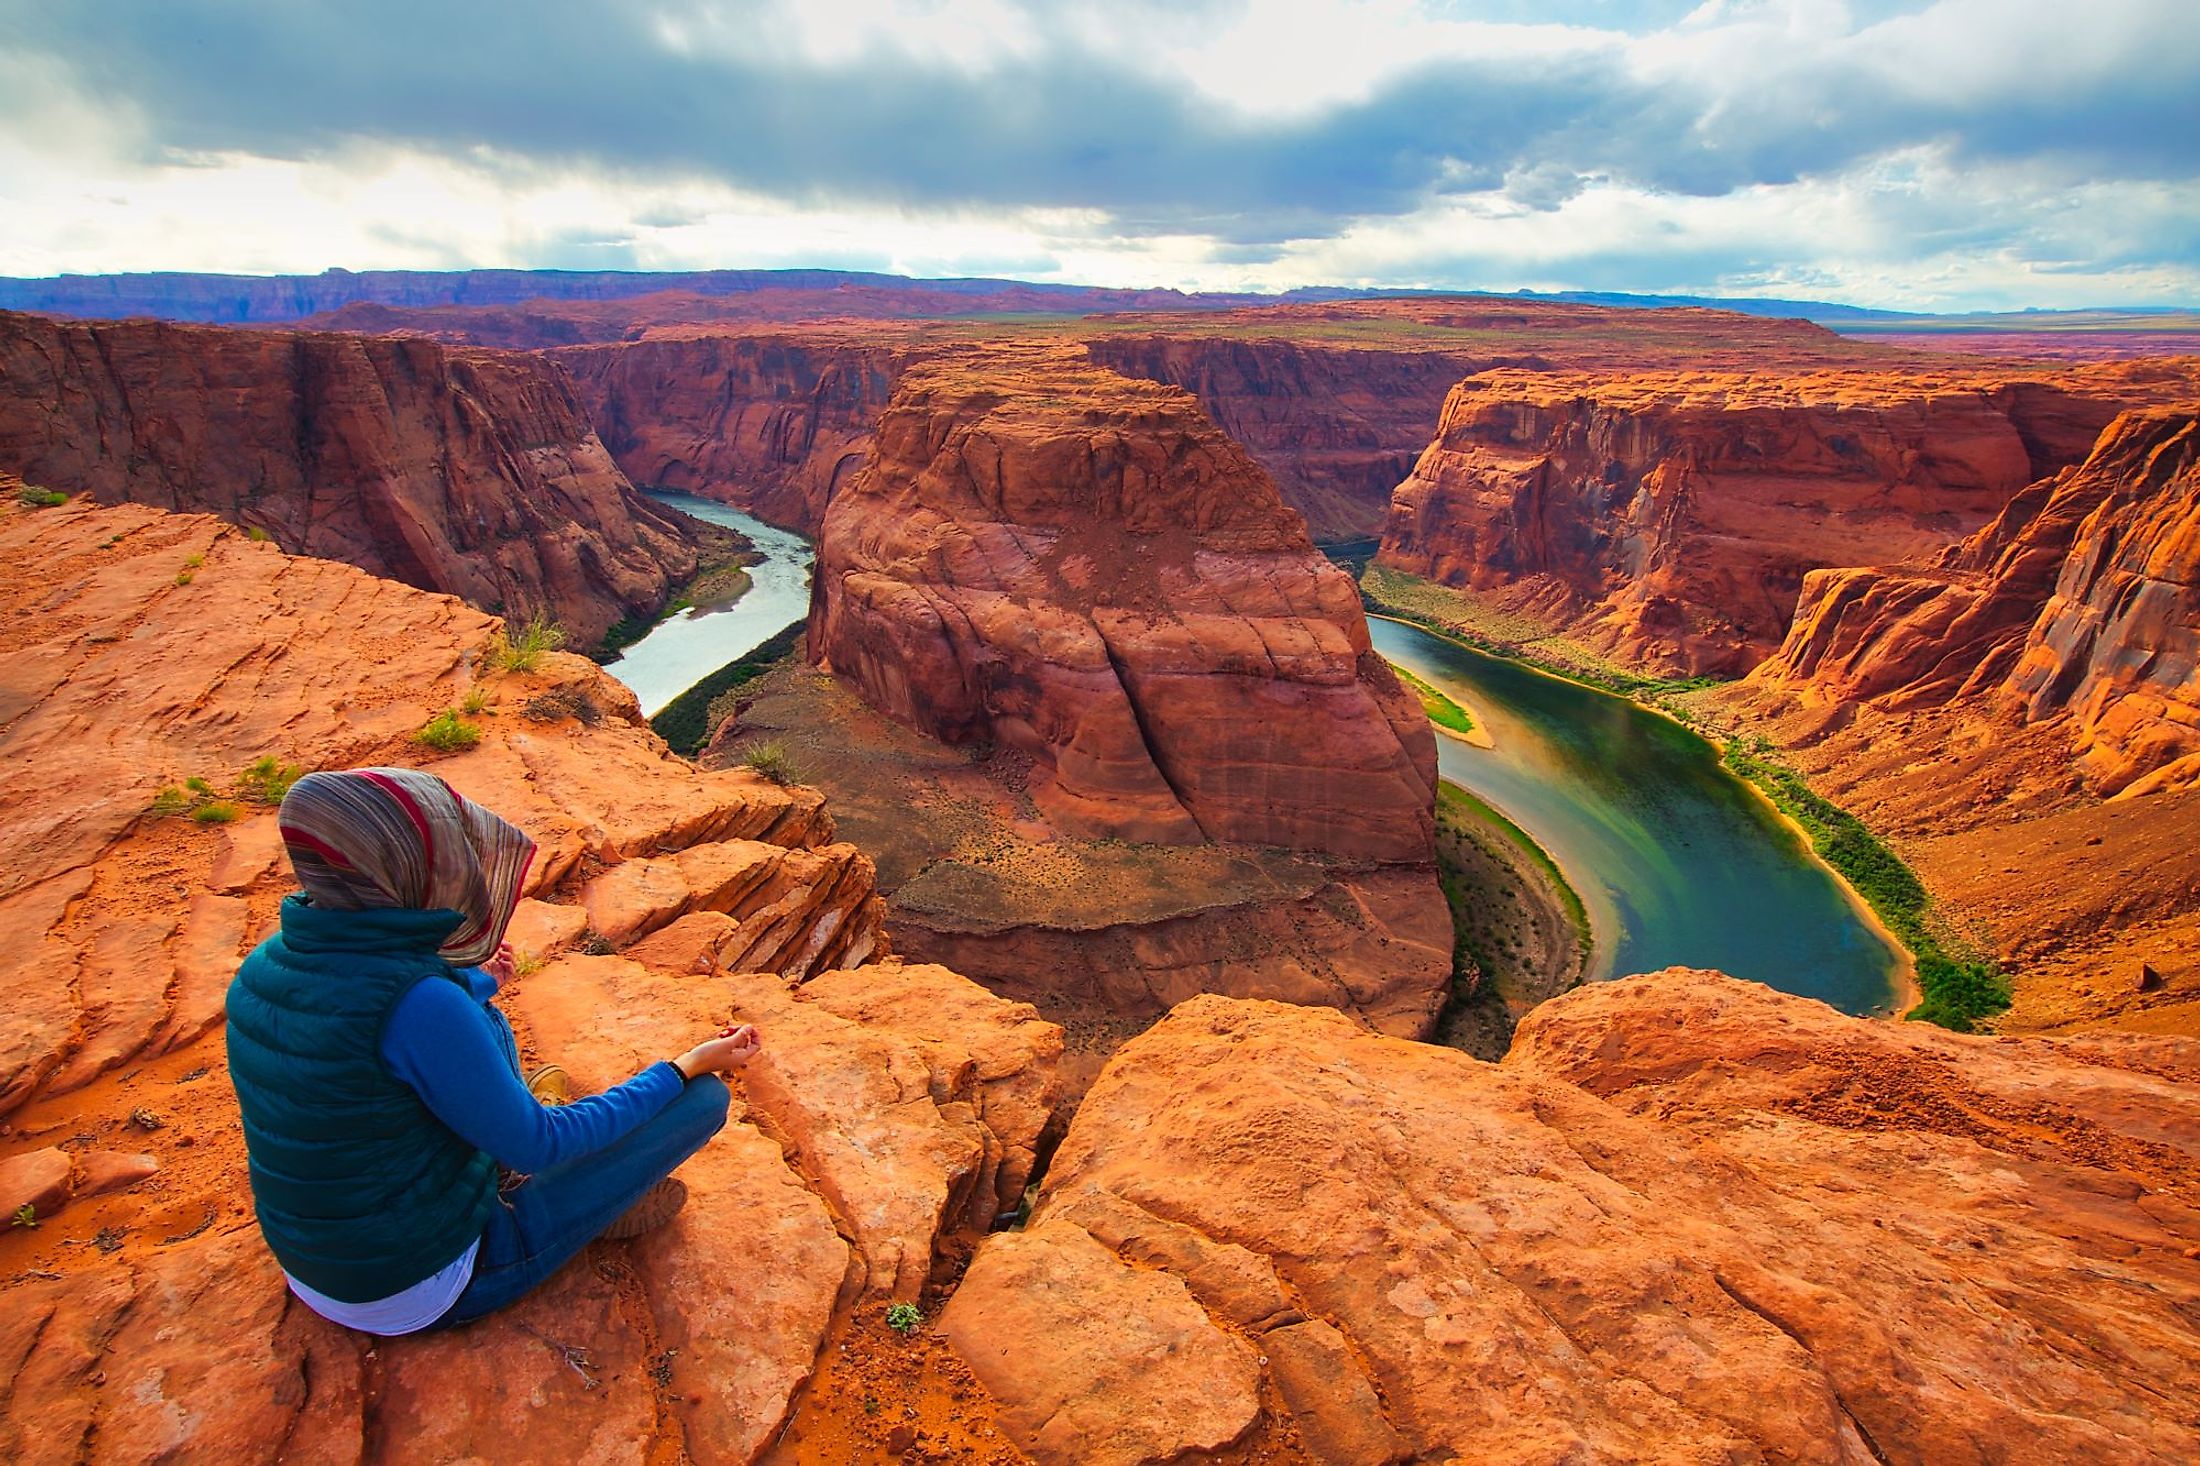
[0,309,705,646]
[3,274,2199,1463]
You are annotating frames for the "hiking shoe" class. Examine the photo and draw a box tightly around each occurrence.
[603,1178,688,1240]
[527,1064,572,1106]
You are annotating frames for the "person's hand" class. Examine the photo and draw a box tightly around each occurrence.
[485,941,518,988]
[673,1023,761,1080]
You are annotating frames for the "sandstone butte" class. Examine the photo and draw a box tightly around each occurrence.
[810,348,1438,861]
[943,974,2200,1466]
[0,307,702,647]
[1377,360,2200,675]
[0,493,1063,1462]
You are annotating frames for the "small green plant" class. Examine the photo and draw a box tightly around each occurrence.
[514,949,545,978]
[415,709,483,753]
[740,741,802,787]
[173,570,195,587]
[148,785,192,817]
[191,800,241,825]
[185,776,214,796]
[460,685,493,716]
[885,1302,923,1336]
[489,614,568,674]
[17,485,68,509]
[183,553,205,570]
[237,756,305,805]
[243,525,271,542]
[11,1204,36,1229]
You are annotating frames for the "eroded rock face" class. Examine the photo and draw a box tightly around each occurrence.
[809,350,1438,863]
[0,496,1059,1463]
[0,497,882,1114]
[0,309,698,645]
[1755,408,2200,797]
[558,333,908,532]
[1376,367,2175,674]
[947,974,2200,1465]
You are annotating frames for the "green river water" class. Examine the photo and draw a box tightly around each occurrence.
[1369,616,1904,1014]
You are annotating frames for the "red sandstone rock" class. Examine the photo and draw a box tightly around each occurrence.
[1756,408,2200,796]
[559,334,908,532]
[1378,365,2195,674]
[810,349,1438,863]
[0,1147,70,1220]
[948,974,2200,1464]
[0,496,880,1114]
[0,309,699,645]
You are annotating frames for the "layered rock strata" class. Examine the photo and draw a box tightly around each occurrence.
[944,971,2200,1465]
[1756,408,2200,796]
[1377,365,2192,674]
[0,309,697,645]
[0,495,1057,1461]
[810,350,1438,861]
[558,333,909,532]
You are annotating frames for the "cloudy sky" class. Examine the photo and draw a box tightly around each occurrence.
[3,0,2195,309]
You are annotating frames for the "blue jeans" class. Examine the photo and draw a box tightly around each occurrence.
[432,1074,730,1327]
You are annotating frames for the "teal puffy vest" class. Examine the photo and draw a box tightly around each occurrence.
[226,896,500,1303]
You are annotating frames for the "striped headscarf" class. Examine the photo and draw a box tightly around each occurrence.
[276,768,535,967]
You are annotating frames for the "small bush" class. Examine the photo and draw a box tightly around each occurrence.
[415,710,483,753]
[514,949,545,978]
[183,553,205,570]
[184,776,214,796]
[523,685,604,726]
[460,685,492,716]
[243,525,271,542]
[148,785,192,817]
[11,1204,36,1228]
[17,485,68,509]
[238,756,304,805]
[578,932,616,957]
[741,741,802,787]
[191,800,242,825]
[885,1302,923,1336]
[489,614,568,674]
[173,570,195,587]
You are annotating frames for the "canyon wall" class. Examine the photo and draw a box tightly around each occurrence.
[1084,336,1478,540]
[1375,366,2182,674]
[942,972,2200,1465]
[1757,408,2200,797]
[809,349,1438,861]
[557,333,907,533]
[0,310,695,645]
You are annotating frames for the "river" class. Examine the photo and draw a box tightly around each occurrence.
[602,490,815,717]
[1368,616,1903,1015]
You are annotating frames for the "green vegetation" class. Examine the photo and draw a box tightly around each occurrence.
[17,485,69,509]
[460,685,493,716]
[243,525,271,542]
[649,621,807,756]
[489,613,567,674]
[148,785,193,817]
[514,949,546,978]
[415,709,484,753]
[885,1302,924,1336]
[12,1204,36,1229]
[1390,663,1476,737]
[237,756,304,805]
[740,740,803,787]
[183,553,205,570]
[1437,781,1590,958]
[1723,737,2009,1031]
[173,570,195,587]
[190,800,241,825]
[1361,565,1719,704]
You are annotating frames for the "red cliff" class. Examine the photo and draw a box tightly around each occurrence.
[808,349,1438,862]
[0,310,696,645]
[1759,408,2200,796]
[1374,367,2161,675]
[557,333,907,533]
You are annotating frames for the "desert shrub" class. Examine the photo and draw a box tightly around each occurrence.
[238,756,305,805]
[17,485,68,509]
[460,685,493,715]
[489,614,568,674]
[191,800,241,825]
[148,785,192,817]
[740,741,802,787]
[415,710,483,753]
[243,525,271,542]
[522,684,604,727]
[173,570,195,587]
[885,1302,923,1336]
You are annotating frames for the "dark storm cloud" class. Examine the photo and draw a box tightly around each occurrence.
[6,1,2196,245]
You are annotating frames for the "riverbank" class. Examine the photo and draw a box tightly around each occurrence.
[1432,779,1589,1059]
[1389,661,1493,747]
[1365,565,1961,1025]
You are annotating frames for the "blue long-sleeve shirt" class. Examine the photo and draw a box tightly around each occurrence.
[380,966,684,1173]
